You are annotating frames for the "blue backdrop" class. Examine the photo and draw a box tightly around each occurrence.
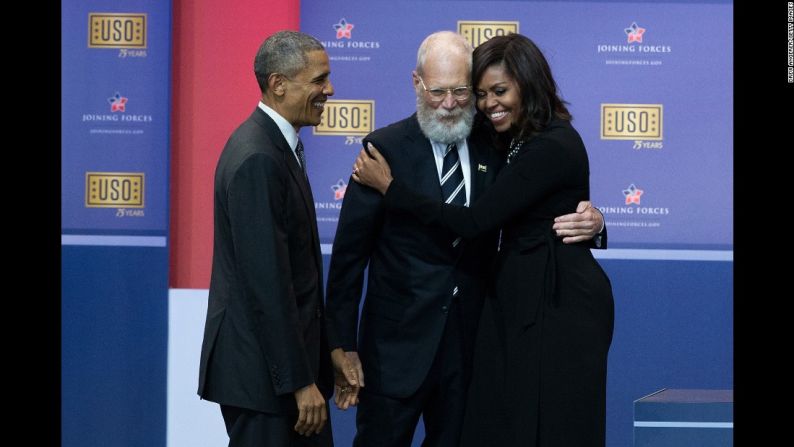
[300,1,733,446]
[61,2,171,447]
[300,0,732,251]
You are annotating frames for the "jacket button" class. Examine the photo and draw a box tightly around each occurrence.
[441,305,449,314]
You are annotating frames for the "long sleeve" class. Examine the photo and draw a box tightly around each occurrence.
[227,153,312,395]
[324,145,386,351]
[383,129,589,239]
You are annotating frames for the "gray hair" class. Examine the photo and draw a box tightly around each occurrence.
[415,31,473,76]
[254,30,325,92]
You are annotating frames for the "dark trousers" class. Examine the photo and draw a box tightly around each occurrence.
[221,403,334,447]
[354,301,466,447]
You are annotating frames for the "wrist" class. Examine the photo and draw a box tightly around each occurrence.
[331,347,346,364]
[380,178,393,195]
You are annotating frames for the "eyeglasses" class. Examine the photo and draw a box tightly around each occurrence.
[418,76,472,103]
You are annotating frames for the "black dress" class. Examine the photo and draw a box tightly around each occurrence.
[383,119,614,447]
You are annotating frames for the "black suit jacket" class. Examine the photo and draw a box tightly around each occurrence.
[198,108,332,414]
[324,114,502,398]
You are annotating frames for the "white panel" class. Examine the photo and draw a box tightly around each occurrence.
[167,289,229,447]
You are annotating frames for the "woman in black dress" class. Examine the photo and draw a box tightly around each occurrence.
[353,33,614,447]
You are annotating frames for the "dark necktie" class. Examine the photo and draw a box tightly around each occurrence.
[295,139,307,177]
[441,142,466,206]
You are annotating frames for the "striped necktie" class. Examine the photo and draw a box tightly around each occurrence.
[295,139,307,177]
[441,143,466,206]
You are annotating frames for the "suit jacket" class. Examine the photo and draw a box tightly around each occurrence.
[197,108,332,414]
[324,114,502,398]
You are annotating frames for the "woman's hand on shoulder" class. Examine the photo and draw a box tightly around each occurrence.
[351,142,393,195]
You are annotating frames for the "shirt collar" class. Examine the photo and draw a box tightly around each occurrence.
[258,101,299,151]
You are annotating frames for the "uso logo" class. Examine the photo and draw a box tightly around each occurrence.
[314,100,374,136]
[88,13,147,48]
[85,172,144,208]
[458,21,519,48]
[600,104,663,140]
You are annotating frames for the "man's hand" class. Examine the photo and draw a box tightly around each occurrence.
[552,201,604,244]
[293,383,327,436]
[331,348,365,410]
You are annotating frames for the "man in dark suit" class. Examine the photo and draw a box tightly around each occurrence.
[197,30,356,447]
[325,31,604,447]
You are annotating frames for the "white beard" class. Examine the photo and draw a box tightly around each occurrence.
[415,95,475,145]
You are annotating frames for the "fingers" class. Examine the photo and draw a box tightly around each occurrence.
[347,354,364,406]
[345,389,359,409]
[341,359,359,388]
[293,384,327,436]
[304,405,316,434]
[560,234,592,244]
[354,361,365,388]
[334,382,359,410]
[351,148,375,184]
[333,374,358,411]
[554,201,600,239]
[294,400,326,436]
[554,221,596,236]
[367,142,384,162]
[334,385,345,409]
[553,212,597,241]
[351,151,364,181]
[345,388,357,408]
[576,200,592,213]
[294,405,308,435]
[344,366,361,391]
[553,221,596,239]
[355,145,385,171]
[318,403,328,434]
[331,349,364,410]
[352,148,370,173]
[554,212,588,224]
[344,351,365,387]
[338,351,365,409]
[334,384,345,409]
[336,386,352,410]
[554,205,602,243]
[555,200,594,223]
[313,403,327,435]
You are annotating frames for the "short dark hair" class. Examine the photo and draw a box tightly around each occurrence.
[472,33,571,141]
[254,30,325,93]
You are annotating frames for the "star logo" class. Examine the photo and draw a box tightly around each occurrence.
[624,22,646,43]
[108,92,128,112]
[623,184,644,205]
[333,18,354,39]
[332,179,348,201]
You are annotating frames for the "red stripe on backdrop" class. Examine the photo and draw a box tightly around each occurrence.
[170,0,300,288]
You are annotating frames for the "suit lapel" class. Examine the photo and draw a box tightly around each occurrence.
[252,110,316,221]
[467,137,489,202]
[282,141,323,275]
[406,115,445,200]
[299,170,323,276]
[252,110,322,268]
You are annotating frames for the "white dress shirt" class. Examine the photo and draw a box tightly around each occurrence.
[259,101,302,167]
